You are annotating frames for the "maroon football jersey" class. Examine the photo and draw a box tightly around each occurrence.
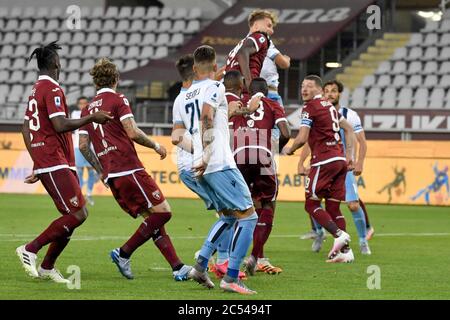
[300,95,346,166]
[80,88,144,180]
[24,75,75,174]
[228,94,286,156]
[225,32,269,80]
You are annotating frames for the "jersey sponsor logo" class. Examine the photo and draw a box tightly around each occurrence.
[152,190,161,200]
[54,96,61,107]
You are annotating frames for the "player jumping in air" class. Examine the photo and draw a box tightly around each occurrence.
[16,41,112,283]
[411,163,449,205]
[78,58,192,281]
[183,45,258,294]
[224,9,275,91]
[225,72,290,275]
[298,80,373,254]
[283,75,356,263]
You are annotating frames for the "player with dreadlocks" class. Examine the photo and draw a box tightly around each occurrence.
[16,41,112,283]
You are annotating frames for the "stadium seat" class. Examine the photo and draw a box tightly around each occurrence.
[12,58,26,71]
[438,33,450,47]
[67,59,82,72]
[392,61,407,74]
[0,58,10,71]
[429,88,445,109]
[406,61,422,75]
[145,7,159,20]
[8,84,24,102]
[128,33,143,46]
[88,20,103,31]
[140,46,155,59]
[13,45,27,59]
[186,20,201,34]
[156,33,170,46]
[169,33,184,47]
[154,46,168,59]
[33,19,46,32]
[407,74,422,88]
[127,46,141,59]
[0,45,14,57]
[112,46,127,59]
[189,8,202,20]
[421,20,439,33]
[0,70,9,83]
[66,72,80,85]
[116,20,131,33]
[438,47,450,61]
[80,73,91,86]
[407,33,422,47]
[18,20,33,32]
[407,47,422,61]
[123,60,138,72]
[44,32,59,44]
[98,46,112,58]
[397,88,413,108]
[118,6,133,19]
[59,32,72,45]
[82,86,96,98]
[9,7,22,18]
[144,20,158,32]
[171,20,186,34]
[85,33,99,45]
[46,19,60,31]
[22,7,35,19]
[114,33,128,45]
[438,61,450,75]
[423,33,439,47]
[376,75,391,87]
[36,7,49,19]
[91,7,105,20]
[29,32,44,45]
[439,74,450,88]
[158,7,173,20]
[366,87,382,108]
[81,59,95,72]
[423,61,438,74]
[141,33,156,46]
[50,7,63,19]
[391,47,407,60]
[381,88,396,108]
[423,75,438,88]
[340,88,350,107]
[439,19,450,33]
[84,46,99,59]
[131,7,147,20]
[413,88,428,108]
[5,19,19,32]
[115,59,125,71]
[103,19,117,32]
[423,47,439,60]
[130,20,145,33]
[71,32,86,45]
[99,33,114,46]
[105,6,120,19]
[24,71,36,84]
[3,32,16,44]
[0,7,8,19]
[0,85,8,103]
[173,8,188,20]
[157,20,172,33]
[375,61,390,75]
[351,87,366,107]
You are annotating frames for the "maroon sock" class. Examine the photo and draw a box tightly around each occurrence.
[305,199,340,237]
[40,231,73,270]
[251,208,274,259]
[325,199,346,232]
[25,214,83,254]
[152,226,182,270]
[359,199,371,228]
[121,212,171,257]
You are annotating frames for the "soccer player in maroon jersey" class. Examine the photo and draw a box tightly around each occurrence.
[283,75,357,263]
[16,41,113,283]
[225,72,291,274]
[224,9,276,90]
[78,58,192,281]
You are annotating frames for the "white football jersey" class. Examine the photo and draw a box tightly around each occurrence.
[172,88,194,172]
[260,42,281,89]
[181,78,236,175]
[339,106,363,133]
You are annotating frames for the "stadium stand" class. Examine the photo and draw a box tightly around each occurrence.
[343,10,450,109]
[0,5,202,118]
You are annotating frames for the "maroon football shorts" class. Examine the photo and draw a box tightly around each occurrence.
[108,170,165,218]
[305,160,347,201]
[235,150,278,203]
[38,168,85,214]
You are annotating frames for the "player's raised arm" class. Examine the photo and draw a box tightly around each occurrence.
[121,116,166,159]
[274,53,291,69]
[236,39,258,90]
[340,118,356,171]
[50,111,113,133]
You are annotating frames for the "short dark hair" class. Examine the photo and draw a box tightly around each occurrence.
[249,77,268,96]
[223,70,243,91]
[176,54,195,82]
[304,75,322,88]
[28,41,61,71]
[193,45,216,71]
[77,96,88,103]
[323,80,344,93]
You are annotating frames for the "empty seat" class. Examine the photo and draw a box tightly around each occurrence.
[406,61,422,74]
[35,7,49,19]
[157,20,172,33]
[59,32,72,45]
[173,8,188,20]
[392,61,407,74]
[366,87,381,108]
[407,47,422,61]
[8,84,24,102]
[423,75,438,88]
[381,88,396,108]
[33,19,46,31]
[18,19,33,32]
[340,88,350,107]
[115,20,130,33]
[112,46,126,59]
[407,33,422,47]
[375,61,390,75]
[127,46,140,59]
[0,58,10,70]
[9,71,24,85]
[140,46,155,59]
[397,88,413,108]
[88,20,102,31]
[145,7,159,20]
[50,7,63,19]
[91,7,105,20]
[44,32,59,44]
[9,7,22,18]
[171,20,186,34]
[130,20,144,33]
[29,32,44,45]
[438,33,450,47]
[439,75,450,88]
[423,33,439,47]
[429,88,445,108]
[141,33,156,46]
[391,47,407,60]
[407,75,422,88]
[67,59,82,71]
[438,47,450,61]
[188,8,202,20]
[81,59,95,72]
[114,33,128,45]
[144,20,158,32]
[71,32,86,45]
[3,32,16,44]
[131,7,146,19]
[66,72,80,85]
[413,88,428,108]
[103,19,116,32]
[186,20,200,34]
[98,46,112,57]
[47,19,60,31]
[439,19,450,33]
[422,47,438,60]
[118,6,133,19]
[0,7,8,18]
[155,33,170,46]
[69,46,84,59]
[0,70,9,83]
[438,61,450,75]
[11,58,26,70]
[376,75,391,87]
[128,33,143,46]
[99,33,114,45]
[169,33,184,47]
[158,7,173,20]
[5,19,19,31]
[0,45,14,57]
[22,7,35,19]
[421,20,439,33]
[105,6,119,18]
[24,71,36,84]
[84,46,97,58]
[351,87,365,107]
[13,45,27,58]
[85,33,100,45]
[79,73,91,85]
[154,46,168,59]
[423,61,438,74]
[123,59,138,72]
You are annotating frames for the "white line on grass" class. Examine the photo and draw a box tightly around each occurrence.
[0,232,449,242]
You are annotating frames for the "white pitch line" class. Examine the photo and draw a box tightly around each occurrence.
[0,232,449,242]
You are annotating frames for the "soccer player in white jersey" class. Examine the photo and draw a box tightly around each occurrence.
[298,80,372,255]
[260,42,290,106]
[179,45,258,295]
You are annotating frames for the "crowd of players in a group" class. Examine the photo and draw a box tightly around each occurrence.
[15,9,375,295]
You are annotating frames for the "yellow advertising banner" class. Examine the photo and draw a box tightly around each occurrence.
[0,133,449,206]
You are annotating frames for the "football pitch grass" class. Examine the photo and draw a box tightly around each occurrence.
[0,193,449,300]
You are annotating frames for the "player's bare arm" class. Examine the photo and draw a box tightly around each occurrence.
[285,126,310,155]
[274,54,291,69]
[214,65,226,81]
[298,143,311,176]
[193,103,215,176]
[228,93,264,118]
[171,123,193,153]
[78,133,104,178]
[354,131,367,176]
[50,111,113,133]
[340,118,356,171]
[277,120,291,152]
[22,120,39,184]
[121,116,167,159]
[236,39,257,89]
